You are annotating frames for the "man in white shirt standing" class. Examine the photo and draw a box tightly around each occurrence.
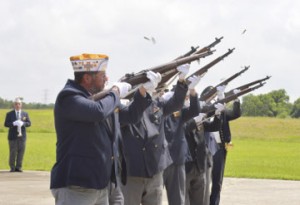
[4,97,31,172]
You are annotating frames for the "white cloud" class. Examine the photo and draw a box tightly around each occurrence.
[0,0,299,103]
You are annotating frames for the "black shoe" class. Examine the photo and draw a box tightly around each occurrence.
[15,168,23,172]
[10,168,15,172]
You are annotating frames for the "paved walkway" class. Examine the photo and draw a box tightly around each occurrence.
[0,170,299,205]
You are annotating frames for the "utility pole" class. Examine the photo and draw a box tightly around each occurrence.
[43,89,48,104]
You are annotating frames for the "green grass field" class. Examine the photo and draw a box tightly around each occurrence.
[0,109,299,180]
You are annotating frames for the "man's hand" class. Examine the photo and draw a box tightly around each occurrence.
[188,75,202,89]
[216,85,226,100]
[233,89,241,94]
[13,120,18,126]
[214,103,226,115]
[142,71,162,92]
[194,113,206,124]
[161,91,174,101]
[177,64,190,81]
[112,82,132,98]
[17,120,24,127]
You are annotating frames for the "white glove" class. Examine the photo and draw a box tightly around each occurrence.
[216,85,226,100]
[214,103,226,115]
[161,91,174,101]
[177,64,190,80]
[233,89,241,94]
[13,120,18,126]
[17,120,24,127]
[199,101,206,108]
[142,71,162,92]
[194,113,206,124]
[120,99,130,106]
[112,82,132,98]
[188,75,202,89]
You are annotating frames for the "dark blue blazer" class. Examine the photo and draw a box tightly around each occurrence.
[185,117,219,173]
[50,79,152,190]
[122,81,188,178]
[4,110,31,140]
[217,100,241,144]
[164,94,200,165]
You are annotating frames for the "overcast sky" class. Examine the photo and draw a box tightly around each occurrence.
[1,0,299,104]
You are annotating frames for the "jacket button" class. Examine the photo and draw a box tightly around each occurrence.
[154,144,158,148]
[111,156,114,160]
[142,147,146,151]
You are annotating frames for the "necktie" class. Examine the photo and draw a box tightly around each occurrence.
[16,111,20,120]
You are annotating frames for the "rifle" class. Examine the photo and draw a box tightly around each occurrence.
[225,75,271,97]
[155,47,234,93]
[185,48,235,86]
[174,46,199,60]
[91,50,213,101]
[199,65,248,102]
[204,82,267,117]
[175,36,224,61]
[217,82,266,105]
[119,50,213,86]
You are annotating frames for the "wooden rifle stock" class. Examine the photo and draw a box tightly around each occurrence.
[119,50,214,86]
[89,89,111,101]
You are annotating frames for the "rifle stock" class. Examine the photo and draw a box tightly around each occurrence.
[119,50,214,86]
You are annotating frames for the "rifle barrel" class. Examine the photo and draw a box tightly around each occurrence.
[225,75,271,96]
[195,36,224,54]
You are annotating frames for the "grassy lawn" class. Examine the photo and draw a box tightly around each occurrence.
[0,109,299,180]
[226,117,300,180]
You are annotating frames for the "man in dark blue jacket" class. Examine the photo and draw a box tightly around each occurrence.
[209,86,241,205]
[184,85,226,205]
[163,75,202,205]
[4,97,31,172]
[120,64,190,205]
[50,53,158,205]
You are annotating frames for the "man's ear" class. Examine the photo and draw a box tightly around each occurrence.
[83,73,92,83]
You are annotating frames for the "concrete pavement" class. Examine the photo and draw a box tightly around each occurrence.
[0,170,299,205]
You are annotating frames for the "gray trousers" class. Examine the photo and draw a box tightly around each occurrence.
[185,164,206,205]
[163,163,186,205]
[204,154,212,205]
[121,172,163,205]
[9,138,26,170]
[51,186,109,205]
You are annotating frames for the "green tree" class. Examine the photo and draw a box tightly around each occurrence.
[241,89,292,118]
[266,89,292,118]
[291,98,300,118]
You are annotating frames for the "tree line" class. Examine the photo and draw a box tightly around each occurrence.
[0,89,299,118]
[241,89,300,118]
[0,98,54,109]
